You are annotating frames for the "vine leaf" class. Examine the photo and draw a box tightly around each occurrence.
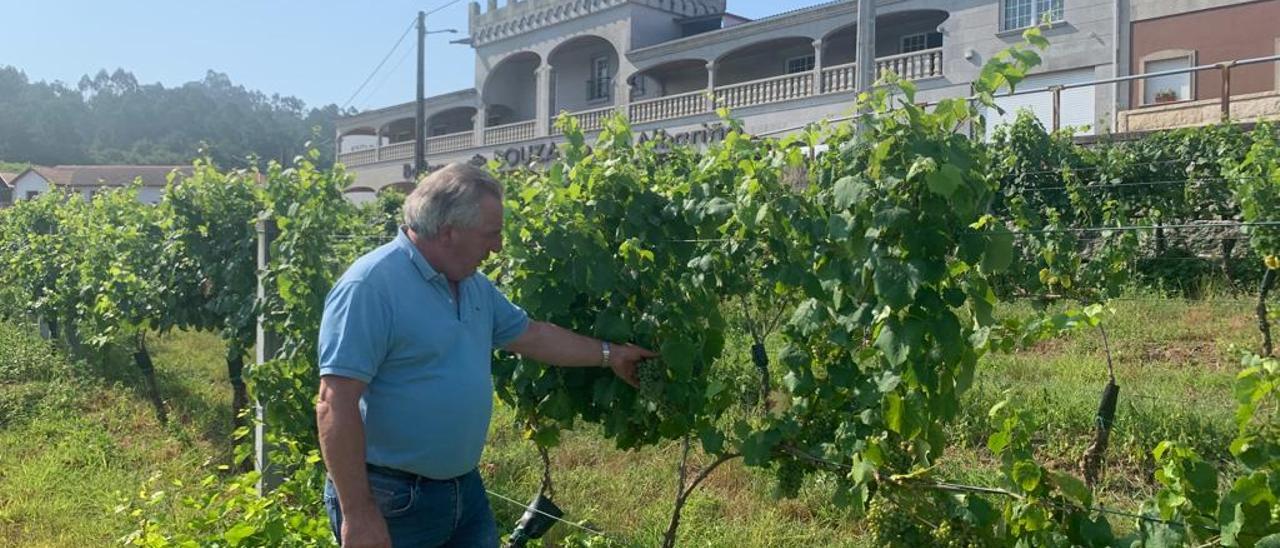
[833,175,867,210]
[925,164,963,198]
[981,229,1015,274]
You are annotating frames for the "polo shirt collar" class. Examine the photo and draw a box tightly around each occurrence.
[395,227,444,283]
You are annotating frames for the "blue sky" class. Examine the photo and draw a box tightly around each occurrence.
[2,0,836,112]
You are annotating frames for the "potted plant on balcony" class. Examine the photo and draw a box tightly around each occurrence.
[1153,88,1180,104]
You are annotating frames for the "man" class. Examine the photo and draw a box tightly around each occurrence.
[317,162,656,547]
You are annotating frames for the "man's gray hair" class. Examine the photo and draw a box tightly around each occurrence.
[403,163,503,238]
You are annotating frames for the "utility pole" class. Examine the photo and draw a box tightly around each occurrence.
[415,10,426,178]
[855,0,877,100]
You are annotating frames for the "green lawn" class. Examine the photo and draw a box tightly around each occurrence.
[0,294,1262,546]
[0,323,231,547]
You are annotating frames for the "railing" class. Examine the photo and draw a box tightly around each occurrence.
[336,49,955,168]
[379,141,415,162]
[821,62,857,94]
[485,120,537,146]
[876,48,943,81]
[338,148,377,167]
[426,131,473,154]
[997,53,1280,133]
[715,72,814,111]
[552,105,618,135]
[628,90,708,124]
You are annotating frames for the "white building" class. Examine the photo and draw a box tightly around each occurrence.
[335,0,1277,195]
[8,165,192,204]
[0,171,15,208]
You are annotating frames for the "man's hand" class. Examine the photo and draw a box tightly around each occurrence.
[504,322,659,389]
[608,343,658,388]
[340,506,391,548]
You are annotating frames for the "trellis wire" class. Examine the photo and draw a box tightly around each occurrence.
[485,488,613,540]
[781,446,1205,531]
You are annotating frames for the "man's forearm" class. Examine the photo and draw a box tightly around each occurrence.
[316,399,376,514]
[505,320,605,367]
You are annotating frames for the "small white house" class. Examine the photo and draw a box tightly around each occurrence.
[0,171,15,208]
[9,165,191,204]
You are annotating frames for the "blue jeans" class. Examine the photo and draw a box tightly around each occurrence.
[324,467,499,547]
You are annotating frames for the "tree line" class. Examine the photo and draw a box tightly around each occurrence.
[0,66,348,169]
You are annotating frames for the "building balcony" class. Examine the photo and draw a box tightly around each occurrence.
[337,130,475,167]
[337,47,943,169]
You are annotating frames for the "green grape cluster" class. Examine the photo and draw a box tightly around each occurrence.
[637,360,668,412]
[931,519,983,548]
[865,497,927,547]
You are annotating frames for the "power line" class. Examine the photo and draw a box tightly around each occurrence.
[360,41,418,110]
[340,17,417,110]
[422,0,465,18]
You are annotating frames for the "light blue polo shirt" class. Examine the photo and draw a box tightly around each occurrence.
[318,228,529,480]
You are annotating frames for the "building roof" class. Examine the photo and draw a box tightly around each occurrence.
[14,165,192,188]
[0,172,16,187]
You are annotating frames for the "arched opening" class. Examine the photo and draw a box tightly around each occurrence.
[338,127,378,154]
[630,59,707,101]
[820,10,950,66]
[379,118,416,145]
[427,106,477,136]
[547,35,620,113]
[822,25,857,67]
[874,9,948,57]
[714,37,815,87]
[482,51,540,126]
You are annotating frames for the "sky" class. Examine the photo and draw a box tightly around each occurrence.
[1,0,838,113]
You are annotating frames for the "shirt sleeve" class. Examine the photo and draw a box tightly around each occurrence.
[318,279,392,383]
[487,279,530,349]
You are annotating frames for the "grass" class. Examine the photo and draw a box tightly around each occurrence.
[0,322,232,547]
[0,293,1264,546]
[941,296,1256,533]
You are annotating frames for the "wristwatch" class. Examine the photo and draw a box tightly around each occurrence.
[601,341,612,369]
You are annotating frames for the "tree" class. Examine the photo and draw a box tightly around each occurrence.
[0,65,348,169]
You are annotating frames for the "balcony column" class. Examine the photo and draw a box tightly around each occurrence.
[473,104,487,147]
[333,128,341,164]
[614,67,632,117]
[812,38,824,95]
[706,60,717,112]
[536,64,552,137]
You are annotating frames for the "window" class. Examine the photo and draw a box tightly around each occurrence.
[1002,0,1064,31]
[588,56,611,101]
[25,191,39,200]
[628,75,646,99]
[900,32,944,53]
[1142,56,1193,105]
[785,55,815,74]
